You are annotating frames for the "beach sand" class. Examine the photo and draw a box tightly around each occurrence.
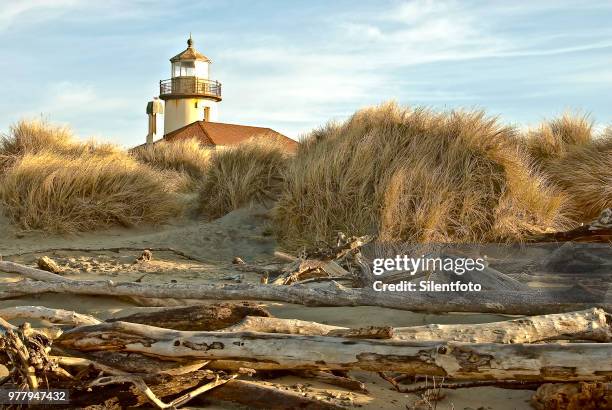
[0,205,536,409]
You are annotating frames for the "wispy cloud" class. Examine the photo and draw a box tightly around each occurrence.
[0,0,81,31]
[0,0,610,144]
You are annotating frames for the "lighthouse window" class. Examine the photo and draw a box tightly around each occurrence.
[181,61,195,76]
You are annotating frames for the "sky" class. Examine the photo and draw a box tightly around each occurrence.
[0,0,611,147]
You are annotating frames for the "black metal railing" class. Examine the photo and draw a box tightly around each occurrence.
[159,77,222,99]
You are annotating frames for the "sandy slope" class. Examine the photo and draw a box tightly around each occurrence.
[0,205,536,409]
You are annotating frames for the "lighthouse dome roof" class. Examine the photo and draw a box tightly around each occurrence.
[170,36,211,63]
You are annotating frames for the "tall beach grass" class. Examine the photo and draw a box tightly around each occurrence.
[273,103,572,249]
[0,119,183,232]
[131,139,213,187]
[198,137,290,218]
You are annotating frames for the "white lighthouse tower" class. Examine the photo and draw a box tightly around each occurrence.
[158,35,222,135]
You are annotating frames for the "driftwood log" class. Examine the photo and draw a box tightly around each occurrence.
[2,278,609,315]
[0,260,73,283]
[56,321,612,381]
[225,308,612,343]
[107,303,271,331]
[0,305,101,326]
[533,225,612,243]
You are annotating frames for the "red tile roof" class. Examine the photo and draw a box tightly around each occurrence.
[163,121,298,151]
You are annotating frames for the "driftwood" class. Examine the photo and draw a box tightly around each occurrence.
[0,318,39,389]
[532,225,612,243]
[273,260,351,285]
[71,371,347,409]
[87,372,238,409]
[3,246,206,263]
[0,305,101,326]
[2,277,609,315]
[226,308,612,343]
[56,320,612,381]
[107,303,271,331]
[224,316,343,335]
[37,256,63,274]
[0,260,73,283]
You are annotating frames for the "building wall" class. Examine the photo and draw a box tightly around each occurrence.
[164,98,219,135]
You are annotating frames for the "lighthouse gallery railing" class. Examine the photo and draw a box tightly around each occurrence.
[159,77,222,99]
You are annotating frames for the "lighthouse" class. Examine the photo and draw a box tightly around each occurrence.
[140,36,296,151]
[158,35,222,135]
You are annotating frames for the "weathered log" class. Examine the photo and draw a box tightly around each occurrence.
[0,260,73,283]
[52,349,208,376]
[50,359,346,409]
[532,225,612,243]
[224,316,343,335]
[2,278,609,315]
[393,308,612,343]
[0,305,101,326]
[3,246,206,263]
[56,321,612,381]
[226,309,611,343]
[107,303,271,331]
[327,326,394,339]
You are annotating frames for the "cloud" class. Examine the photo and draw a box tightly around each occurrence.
[1,0,610,144]
[0,0,81,31]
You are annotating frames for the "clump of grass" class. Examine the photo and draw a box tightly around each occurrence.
[131,139,213,187]
[0,151,183,233]
[0,119,120,171]
[0,119,183,233]
[274,102,571,249]
[198,137,290,218]
[543,133,612,221]
[0,119,72,158]
[526,112,593,163]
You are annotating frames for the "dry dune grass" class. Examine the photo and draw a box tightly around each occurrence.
[542,133,612,221]
[131,139,213,186]
[524,114,611,221]
[0,119,120,171]
[0,119,183,233]
[526,113,594,163]
[198,136,290,218]
[274,103,571,248]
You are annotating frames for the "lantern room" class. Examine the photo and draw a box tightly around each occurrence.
[170,36,211,79]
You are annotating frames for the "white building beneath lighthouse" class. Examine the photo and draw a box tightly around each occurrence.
[145,36,296,151]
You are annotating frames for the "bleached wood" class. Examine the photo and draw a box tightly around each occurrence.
[224,316,342,335]
[393,307,612,343]
[0,260,73,283]
[57,320,612,381]
[0,306,101,326]
[108,303,270,331]
[226,308,611,343]
[2,278,608,315]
